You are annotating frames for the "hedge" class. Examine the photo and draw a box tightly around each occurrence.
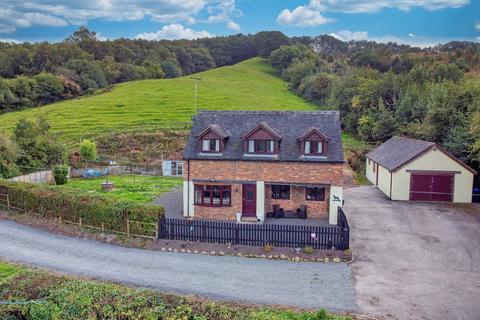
[0,180,164,236]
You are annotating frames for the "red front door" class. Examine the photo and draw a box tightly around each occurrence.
[242,184,256,217]
[410,173,454,202]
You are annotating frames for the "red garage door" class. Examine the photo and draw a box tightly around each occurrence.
[410,173,454,202]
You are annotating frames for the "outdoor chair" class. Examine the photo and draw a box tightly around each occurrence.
[296,205,307,219]
[273,205,284,218]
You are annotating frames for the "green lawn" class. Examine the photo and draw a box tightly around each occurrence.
[0,57,318,148]
[0,262,24,283]
[62,175,182,203]
[342,133,369,149]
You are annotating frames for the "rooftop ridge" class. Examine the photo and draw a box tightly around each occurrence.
[391,135,435,145]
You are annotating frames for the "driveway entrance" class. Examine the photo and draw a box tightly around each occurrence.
[345,186,480,320]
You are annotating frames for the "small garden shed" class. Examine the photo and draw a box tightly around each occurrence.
[365,136,476,203]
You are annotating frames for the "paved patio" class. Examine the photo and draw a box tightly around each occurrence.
[264,217,330,226]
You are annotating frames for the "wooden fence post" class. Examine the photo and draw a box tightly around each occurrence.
[126,219,130,236]
[58,215,62,224]
[155,220,160,239]
[79,217,82,227]
[235,224,239,245]
[169,220,174,240]
[101,222,105,232]
[6,194,10,209]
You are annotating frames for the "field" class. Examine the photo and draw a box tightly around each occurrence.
[0,57,317,147]
[61,175,182,203]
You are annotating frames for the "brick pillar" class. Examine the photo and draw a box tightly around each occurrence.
[329,186,343,225]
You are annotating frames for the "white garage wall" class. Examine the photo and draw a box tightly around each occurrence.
[377,164,392,198]
[392,148,474,203]
[365,158,376,184]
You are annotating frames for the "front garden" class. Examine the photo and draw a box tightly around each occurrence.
[63,175,182,203]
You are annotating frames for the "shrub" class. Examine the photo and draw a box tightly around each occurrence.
[303,245,314,255]
[52,165,69,185]
[263,243,273,253]
[0,180,164,236]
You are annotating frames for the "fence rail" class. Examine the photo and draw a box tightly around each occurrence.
[0,193,158,240]
[158,215,349,250]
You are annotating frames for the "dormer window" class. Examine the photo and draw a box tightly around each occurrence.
[202,139,220,153]
[304,140,324,155]
[242,122,281,155]
[196,124,230,154]
[298,127,328,157]
[247,139,275,154]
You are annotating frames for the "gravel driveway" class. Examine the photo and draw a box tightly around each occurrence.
[0,220,356,312]
[345,186,480,320]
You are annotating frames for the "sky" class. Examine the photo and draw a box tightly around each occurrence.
[1,0,479,47]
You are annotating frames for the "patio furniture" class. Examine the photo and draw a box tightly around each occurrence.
[273,205,284,218]
[297,205,307,219]
[284,210,296,218]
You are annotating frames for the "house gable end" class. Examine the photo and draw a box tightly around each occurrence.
[241,122,282,141]
[392,145,477,175]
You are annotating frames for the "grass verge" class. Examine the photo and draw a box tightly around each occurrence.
[0,261,352,320]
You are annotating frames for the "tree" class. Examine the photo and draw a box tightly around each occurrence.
[0,135,19,178]
[12,117,66,171]
[301,73,334,104]
[443,120,475,163]
[79,139,97,169]
[254,31,289,58]
[33,73,64,105]
[423,83,457,142]
[282,58,315,89]
[268,44,313,72]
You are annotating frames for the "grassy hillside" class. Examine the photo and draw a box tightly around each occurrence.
[0,58,317,147]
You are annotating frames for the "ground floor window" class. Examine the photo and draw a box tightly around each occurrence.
[194,184,231,206]
[271,185,290,199]
[162,160,183,176]
[306,186,325,201]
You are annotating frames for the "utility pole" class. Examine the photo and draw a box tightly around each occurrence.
[191,77,201,114]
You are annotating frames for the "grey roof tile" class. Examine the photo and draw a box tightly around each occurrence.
[365,136,434,171]
[183,110,344,163]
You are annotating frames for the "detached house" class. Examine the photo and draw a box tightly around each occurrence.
[182,111,345,225]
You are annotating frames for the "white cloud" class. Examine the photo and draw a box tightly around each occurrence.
[328,29,449,47]
[277,0,470,27]
[134,24,213,41]
[0,1,239,34]
[95,32,108,41]
[308,0,469,13]
[475,22,480,32]
[477,36,480,42]
[277,6,335,27]
[226,21,240,32]
[330,30,368,41]
[0,38,20,44]
[205,0,241,32]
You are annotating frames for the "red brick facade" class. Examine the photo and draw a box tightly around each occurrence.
[265,186,330,219]
[185,160,343,221]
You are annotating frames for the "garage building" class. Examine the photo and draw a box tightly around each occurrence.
[365,136,476,203]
